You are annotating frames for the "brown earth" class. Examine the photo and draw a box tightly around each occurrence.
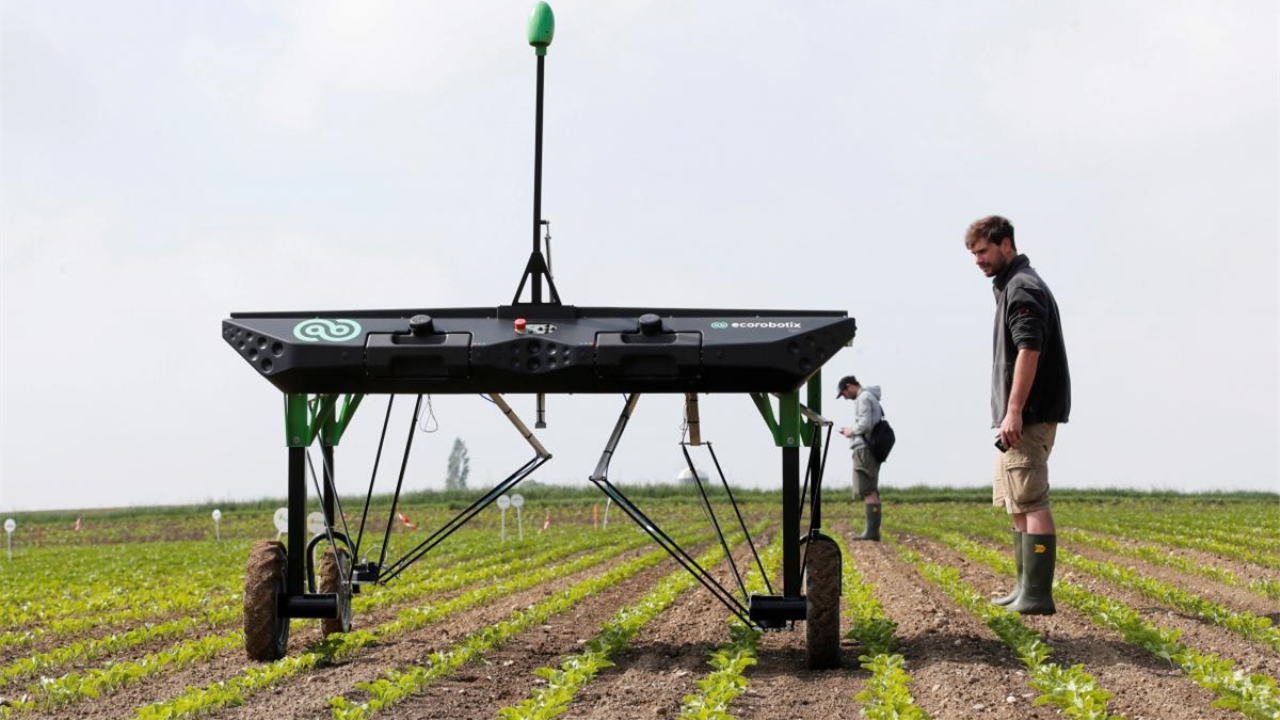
[347,543,702,720]
[562,534,790,720]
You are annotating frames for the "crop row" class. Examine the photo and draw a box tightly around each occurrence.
[325,520,757,717]
[18,523,667,711]
[0,604,240,689]
[1061,529,1280,602]
[0,544,239,630]
[2,522,630,662]
[916,526,1280,720]
[900,502,1279,591]
[1058,504,1280,550]
[891,536,1121,720]
[955,523,1280,652]
[9,528,531,693]
[28,521,689,713]
[130,524,716,719]
[1052,512,1280,572]
[14,529,531,702]
[835,535,928,720]
[0,523,542,634]
[325,550,668,720]
[674,535,781,720]
[491,525,770,720]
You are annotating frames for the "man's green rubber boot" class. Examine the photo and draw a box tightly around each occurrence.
[992,530,1023,606]
[852,503,881,541]
[1009,533,1056,615]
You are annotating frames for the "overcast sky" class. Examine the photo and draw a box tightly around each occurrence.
[1,0,1276,513]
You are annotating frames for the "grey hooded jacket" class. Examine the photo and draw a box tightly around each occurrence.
[847,386,883,451]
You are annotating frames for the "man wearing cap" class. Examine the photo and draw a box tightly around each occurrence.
[836,375,885,541]
[965,215,1071,616]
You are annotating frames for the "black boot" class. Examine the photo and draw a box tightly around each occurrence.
[992,530,1023,606]
[852,503,881,541]
[1009,533,1056,615]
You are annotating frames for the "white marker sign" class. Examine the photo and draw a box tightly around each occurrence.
[511,494,525,540]
[496,496,510,542]
[4,519,14,561]
[307,512,327,537]
[273,508,289,540]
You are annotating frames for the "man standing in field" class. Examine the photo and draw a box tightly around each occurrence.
[836,375,884,541]
[966,216,1071,615]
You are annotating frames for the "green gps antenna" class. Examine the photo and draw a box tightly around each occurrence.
[527,1,555,56]
[514,1,560,306]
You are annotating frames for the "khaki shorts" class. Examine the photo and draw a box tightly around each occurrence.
[992,422,1057,514]
[852,446,881,500]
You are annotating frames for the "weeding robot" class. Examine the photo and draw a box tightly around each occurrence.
[224,3,857,670]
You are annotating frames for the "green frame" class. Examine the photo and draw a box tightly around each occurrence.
[284,393,364,448]
[750,369,823,448]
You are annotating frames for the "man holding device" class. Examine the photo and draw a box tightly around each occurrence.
[836,375,886,541]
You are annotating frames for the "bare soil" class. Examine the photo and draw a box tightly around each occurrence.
[563,534,786,720]
[373,545,697,720]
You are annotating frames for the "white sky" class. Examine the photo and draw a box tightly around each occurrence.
[1,0,1277,512]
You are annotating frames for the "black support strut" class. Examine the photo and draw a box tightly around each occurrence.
[782,446,800,598]
[287,446,306,595]
[588,395,753,627]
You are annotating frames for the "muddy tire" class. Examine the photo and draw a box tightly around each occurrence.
[244,541,290,661]
[319,546,352,636]
[805,535,842,670]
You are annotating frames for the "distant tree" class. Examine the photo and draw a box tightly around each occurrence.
[446,437,470,490]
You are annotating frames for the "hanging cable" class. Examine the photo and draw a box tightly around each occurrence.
[419,394,439,433]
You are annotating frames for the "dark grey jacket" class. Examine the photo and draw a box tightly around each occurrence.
[991,254,1071,427]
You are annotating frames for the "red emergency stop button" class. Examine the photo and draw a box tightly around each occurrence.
[514,318,527,334]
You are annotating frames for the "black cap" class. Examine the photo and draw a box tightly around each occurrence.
[835,375,859,398]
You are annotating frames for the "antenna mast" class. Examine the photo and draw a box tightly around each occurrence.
[512,1,562,306]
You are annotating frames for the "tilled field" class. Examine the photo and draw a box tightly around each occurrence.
[1,495,1276,719]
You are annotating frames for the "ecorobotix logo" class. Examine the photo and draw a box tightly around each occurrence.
[294,318,362,342]
[713,320,802,329]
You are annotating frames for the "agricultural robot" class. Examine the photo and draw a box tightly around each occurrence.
[224,3,858,670]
